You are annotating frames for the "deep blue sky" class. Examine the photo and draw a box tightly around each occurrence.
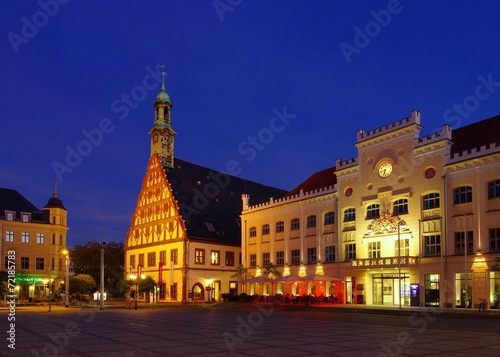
[1,1,499,248]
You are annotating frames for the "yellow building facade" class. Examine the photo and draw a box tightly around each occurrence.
[241,110,500,309]
[1,188,68,301]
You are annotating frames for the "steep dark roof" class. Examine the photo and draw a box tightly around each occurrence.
[451,114,500,155]
[165,159,287,245]
[0,188,49,222]
[285,166,336,198]
[44,193,67,210]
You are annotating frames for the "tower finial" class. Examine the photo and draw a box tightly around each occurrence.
[54,178,59,198]
[160,64,166,91]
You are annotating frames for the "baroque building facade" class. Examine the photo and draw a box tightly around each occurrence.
[0,188,68,300]
[124,76,286,303]
[241,110,500,309]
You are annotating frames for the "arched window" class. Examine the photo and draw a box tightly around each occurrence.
[343,208,356,222]
[249,227,257,237]
[366,204,380,219]
[324,211,334,225]
[306,215,316,228]
[393,199,409,215]
[291,218,300,231]
[276,221,284,233]
[423,192,440,210]
[453,186,472,204]
[262,224,270,235]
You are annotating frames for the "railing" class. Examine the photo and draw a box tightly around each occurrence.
[351,256,418,268]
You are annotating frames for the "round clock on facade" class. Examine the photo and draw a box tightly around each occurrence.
[378,161,393,178]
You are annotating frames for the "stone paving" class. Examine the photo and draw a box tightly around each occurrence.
[2,303,500,356]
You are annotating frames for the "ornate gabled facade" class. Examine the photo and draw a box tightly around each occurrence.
[124,76,286,303]
[0,187,69,300]
[241,110,500,309]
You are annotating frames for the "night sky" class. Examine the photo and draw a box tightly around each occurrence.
[1,1,499,248]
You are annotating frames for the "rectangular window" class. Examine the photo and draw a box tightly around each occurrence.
[393,199,409,215]
[291,218,300,231]
[195,249,205,264]
[249,227,257,237]
[307,215,316,228]
[344,208,355,222]
[395,239,409,256]
[276,221,284,233]
[307,247,317,264]
[425,235,441,256]
[344,243,356,261]
[21,257,29,270]
[37,233,45,244]
[368,241,381,258]
[262,252,270,266]
[276,251,284,266]
[22,232,30,243]
[488,180,500,199]
[291,249,300,265]
[249,254,257,267]
[324,212,334,225]
[423,193,440,210]
[22,213,31,222]
[325,245,335,262]
[36,257,44,270]
[138,253,144,268]
[490,228,500,251]
[130,255,135,268]
[6,211,14,221]
[262,224,270,235]
[225,251,235,266]
[211,250,220,265]
[170,249,178,265]
[455,231,473,254]
[52,234,55,245]
[366,204,380,219]
[5,231,14,242]
[453,186,472,204]
[159,250,166,265]
[147,252,156,267]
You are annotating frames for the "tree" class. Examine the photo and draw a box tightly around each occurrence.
[231,264,252,283]
[0,271,8,299]
[69,274,97,295]
[70,241,125,297]
[263,263,282,296]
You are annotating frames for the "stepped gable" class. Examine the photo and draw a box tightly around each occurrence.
[451,114,500,155]
[0,188,49,222]
[284,166,336,198]
[166,158,287,245]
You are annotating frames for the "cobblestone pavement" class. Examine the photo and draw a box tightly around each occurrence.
[2,303,500,356]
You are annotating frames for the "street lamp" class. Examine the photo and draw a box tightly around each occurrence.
[130,266,145,310]
[62,249,70,308]
[100,242,106,311]
[464,214,469,309]
[397,220,407,309]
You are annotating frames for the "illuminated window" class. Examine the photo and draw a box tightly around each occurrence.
[395,239,409,256]
[344,243,356,261]
[36,257,44,270]
[249,254,257,267]
[393,199,408,215]
[368,241,381,258]
[306,248,317,264]
[225,251,234,266]
[22,232,30,243]
[170,249,178,265]
[425,235,441,256]
[343,208,356,222]
[291,249,300,265]
[291,218,300,231]
[276,251,284,266]
[453,186,472,204]
[195,249,205,264]
[147,252,156,267]
[276,221,284,233]
[366,204,380,219]
[211,250,220,265]
[306,215,316,228]
[21,257,29,270]
[5,211,14,221]
[22,213,31,222]
[262,224,270,235]
[262,252,270,266]
[249,227,257,237]
[488,180,500,199]
[5,231,14,242]
[37,233,45,244]
[325,246,335,262]
[324,211,334,225]
[423,192,440,210]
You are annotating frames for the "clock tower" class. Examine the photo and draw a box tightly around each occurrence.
[150,68,176,168]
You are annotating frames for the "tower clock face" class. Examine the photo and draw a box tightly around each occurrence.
[378,161,393,178]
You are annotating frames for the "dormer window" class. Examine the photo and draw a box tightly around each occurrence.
[21,213,31,222]
[5,211,14,221]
